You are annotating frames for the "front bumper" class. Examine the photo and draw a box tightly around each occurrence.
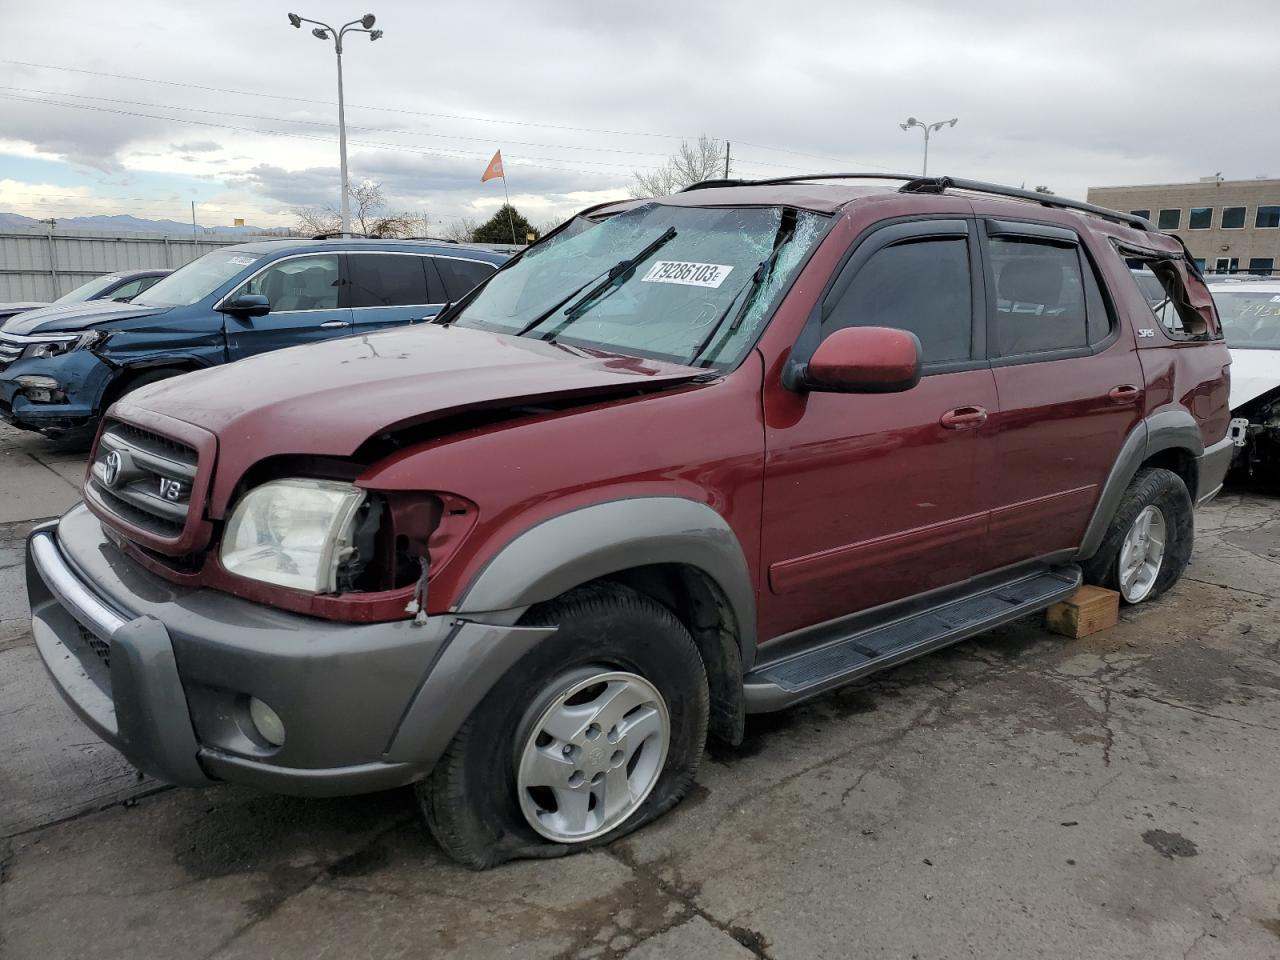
[0,351,112,434]
[27,504,555,796]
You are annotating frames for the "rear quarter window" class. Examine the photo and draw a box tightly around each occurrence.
[434,257,497,301]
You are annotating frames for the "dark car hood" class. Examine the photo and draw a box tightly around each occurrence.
[0,299,170,335]
[118,323,707,484]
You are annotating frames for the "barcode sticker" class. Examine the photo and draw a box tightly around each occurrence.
[641,261,734,288]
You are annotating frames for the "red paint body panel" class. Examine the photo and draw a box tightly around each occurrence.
[357,354,766,615]
[984,340,1144,566]
[112,324,706,520]
[759,366,998,638]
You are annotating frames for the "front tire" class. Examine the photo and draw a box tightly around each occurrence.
[1083,467,1193,604]
[418,585,709,869]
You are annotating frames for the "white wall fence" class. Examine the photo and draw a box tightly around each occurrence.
[0,228,271,302]
[0,227,525,303]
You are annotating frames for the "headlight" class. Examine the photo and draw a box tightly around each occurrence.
[20,330,103,360]
[221,479,366,593]
[22,335,77,360]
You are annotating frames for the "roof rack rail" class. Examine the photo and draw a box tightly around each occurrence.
[899,177,1153,231]
[680,173,918,192]
[748,172,919,186]
[679,178,754,192]
[400,236,460,243]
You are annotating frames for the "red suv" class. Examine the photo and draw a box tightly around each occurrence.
[26,175,1233,868]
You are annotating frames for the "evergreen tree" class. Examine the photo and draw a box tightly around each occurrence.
[472,204,536,244]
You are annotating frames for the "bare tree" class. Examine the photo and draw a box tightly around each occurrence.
[292,180,427,237]
[630,135,728,198]
[441,216,480,243]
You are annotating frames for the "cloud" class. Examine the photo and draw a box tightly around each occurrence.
[169,140,221,153]
[1,0,1278,224]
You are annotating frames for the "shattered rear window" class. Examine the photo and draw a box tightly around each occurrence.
[450,202,829,368]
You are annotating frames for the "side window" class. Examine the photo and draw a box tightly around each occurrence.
[108,278,144,301]
[822,237,973,364]
[990,238,1107,356]
[347,254,429,308]
[238,255,339,311]
[135,275,162,295]
[434,257,497,301]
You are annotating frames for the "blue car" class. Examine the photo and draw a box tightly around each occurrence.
[0,268,171,324]
[0,239,507,438]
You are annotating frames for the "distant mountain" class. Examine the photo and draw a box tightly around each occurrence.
[0,212,287,236]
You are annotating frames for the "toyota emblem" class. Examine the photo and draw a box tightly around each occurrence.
[103,450,122,487]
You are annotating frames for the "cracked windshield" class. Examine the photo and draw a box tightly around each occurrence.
[450,202,828,367]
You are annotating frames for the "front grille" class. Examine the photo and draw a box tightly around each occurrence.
[88,421,199,540]
[76,622,111,668]
[0,333,22,371]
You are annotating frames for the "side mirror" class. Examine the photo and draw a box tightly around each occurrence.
[222,293,271,318]
[800,326,922,394]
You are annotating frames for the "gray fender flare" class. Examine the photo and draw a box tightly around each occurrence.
[455,496,757,661]
[385,497,756,766]
[1077,409,1205,561]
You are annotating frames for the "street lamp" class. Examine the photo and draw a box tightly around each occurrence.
[288,12,383,236]
[899,116,958,177]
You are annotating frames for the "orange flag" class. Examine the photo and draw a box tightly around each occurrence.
[481,150,504,183]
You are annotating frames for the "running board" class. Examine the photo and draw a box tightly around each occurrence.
[743,565,1082,712]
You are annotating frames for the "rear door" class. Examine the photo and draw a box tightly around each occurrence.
[223,253,351,360]
[347,252,440,333]
[758,219,999,638]
[979,219,1144,568]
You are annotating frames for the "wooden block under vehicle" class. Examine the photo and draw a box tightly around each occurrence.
[1045,585,1120,639]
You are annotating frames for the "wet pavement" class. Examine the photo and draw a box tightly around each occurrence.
[3,419,1280,959]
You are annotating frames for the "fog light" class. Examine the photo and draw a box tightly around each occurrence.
[248,696,286,746]
[15,375,62,403]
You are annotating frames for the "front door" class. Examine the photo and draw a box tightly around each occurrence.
[223,253,351,359]
[758,219,998,641]
[979,221,1145,569]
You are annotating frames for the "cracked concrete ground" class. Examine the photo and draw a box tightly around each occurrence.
[3,419,1280,959]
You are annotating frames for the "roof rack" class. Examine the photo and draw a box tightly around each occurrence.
[401,236,460,244]
[679,178,754,192]
[310,231,372,240]
[749,172,919,186]
[681,173,917,192]
[899,177,1153,231]
[675,173,1153,232]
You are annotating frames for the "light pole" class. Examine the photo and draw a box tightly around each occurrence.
[288,12,383,236]
[899,116,958,177]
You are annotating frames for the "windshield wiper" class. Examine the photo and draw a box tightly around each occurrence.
[515,226,677,339]
[689,243,786,365]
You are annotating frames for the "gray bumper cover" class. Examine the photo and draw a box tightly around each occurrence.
[1194,434,1235,506]
[26,505,555,797]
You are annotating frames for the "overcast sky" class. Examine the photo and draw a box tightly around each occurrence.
[1,0,1278,231]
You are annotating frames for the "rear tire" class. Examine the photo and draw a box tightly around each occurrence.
[418,584,709,869]
[1083,467,1193,604]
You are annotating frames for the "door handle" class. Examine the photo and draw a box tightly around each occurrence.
[940,405,988,430]
[1108,384,1141,404]
[319,320,347,328]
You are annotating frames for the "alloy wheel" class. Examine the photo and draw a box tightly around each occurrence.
[1118,504,1167,602]
[515,670,670,843]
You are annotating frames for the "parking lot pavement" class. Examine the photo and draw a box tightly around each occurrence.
[3,419,1280,960]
